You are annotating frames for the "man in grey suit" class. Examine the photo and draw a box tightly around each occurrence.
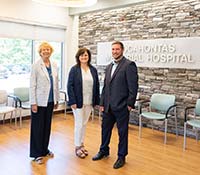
[92,41,138,169]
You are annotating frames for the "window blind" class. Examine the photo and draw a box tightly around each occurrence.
[0,20,66,42]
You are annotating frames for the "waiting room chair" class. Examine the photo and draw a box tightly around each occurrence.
[183,99,200,150]
[139,93,178,144]
[133,93,143,113]
[91,106,101,122]
[0,90,17,127]
[12,87,30,127]
[129,92,143,125]
[12,88,70,126]
[58,90,72,117]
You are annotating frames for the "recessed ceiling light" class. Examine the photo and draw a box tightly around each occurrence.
[32,0,97,7]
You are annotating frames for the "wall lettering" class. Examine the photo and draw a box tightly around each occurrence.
[97,37,200,69]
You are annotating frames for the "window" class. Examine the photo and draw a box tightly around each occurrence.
[0,38,32,92]
[0,37,63,92]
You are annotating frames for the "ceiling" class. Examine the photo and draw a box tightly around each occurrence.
[69,0,160,15]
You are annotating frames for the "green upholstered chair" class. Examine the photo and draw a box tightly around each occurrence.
[139,93,177,144]
[183,99,200,150]
[13,87,30,127]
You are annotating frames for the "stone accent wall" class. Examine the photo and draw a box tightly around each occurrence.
[78,0,200,136]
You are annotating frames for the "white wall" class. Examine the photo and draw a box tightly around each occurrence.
[0,0,77,89]
[0,0,68,27]
[66,15,79,67]
[0,0,146,90]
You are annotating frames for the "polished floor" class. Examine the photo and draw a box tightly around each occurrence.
[0,113,200,175]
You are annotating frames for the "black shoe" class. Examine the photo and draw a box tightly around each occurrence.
[113,158,125,169]
[92,151,109,161]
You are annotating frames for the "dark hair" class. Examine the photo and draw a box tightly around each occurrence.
[112,41,124,50]
[75,47,91,66]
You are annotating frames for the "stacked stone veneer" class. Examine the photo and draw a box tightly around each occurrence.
[78,0,200,137]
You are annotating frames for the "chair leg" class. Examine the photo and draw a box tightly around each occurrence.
[19,108,22,128]
[139,115,142,138]
[64,102,66,118]
[164,118,168,144]
[151,120,154,132]
[137,103,141,125]
[98,110,101,123]
[10,112,13,124]
[183,122,187,150]
[3,113,6,124]
[195,128,198,142]
[14,111,17,129]
[65,107,67,118]
[174,108,178,138]
[91,108,94,121]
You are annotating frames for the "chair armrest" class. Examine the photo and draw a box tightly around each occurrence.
[165,104,177,118]
[59,90,67,101]
[139,99,150,114]
[135,98,147,102]
[8,94,22,108]
[184,106,195,122]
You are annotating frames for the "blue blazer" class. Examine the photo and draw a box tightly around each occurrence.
[67,65,100,108]
[100,57,138,112]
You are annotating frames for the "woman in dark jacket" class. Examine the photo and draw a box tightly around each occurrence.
[67,47,100,158]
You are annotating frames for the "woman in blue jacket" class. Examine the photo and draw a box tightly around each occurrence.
[67,47,100,158]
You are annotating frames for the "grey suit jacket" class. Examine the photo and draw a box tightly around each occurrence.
[30,58,59,107]
[100,57,138,112]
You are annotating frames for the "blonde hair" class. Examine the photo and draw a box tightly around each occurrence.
[38,42,54,56]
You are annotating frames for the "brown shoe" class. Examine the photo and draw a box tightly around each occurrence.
[80,146,88,156]
[75,147,86,159]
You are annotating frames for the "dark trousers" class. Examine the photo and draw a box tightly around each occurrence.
[30,102,54,158]
[100,107,129,158]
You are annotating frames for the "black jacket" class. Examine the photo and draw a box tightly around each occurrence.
[67,65,100,108]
